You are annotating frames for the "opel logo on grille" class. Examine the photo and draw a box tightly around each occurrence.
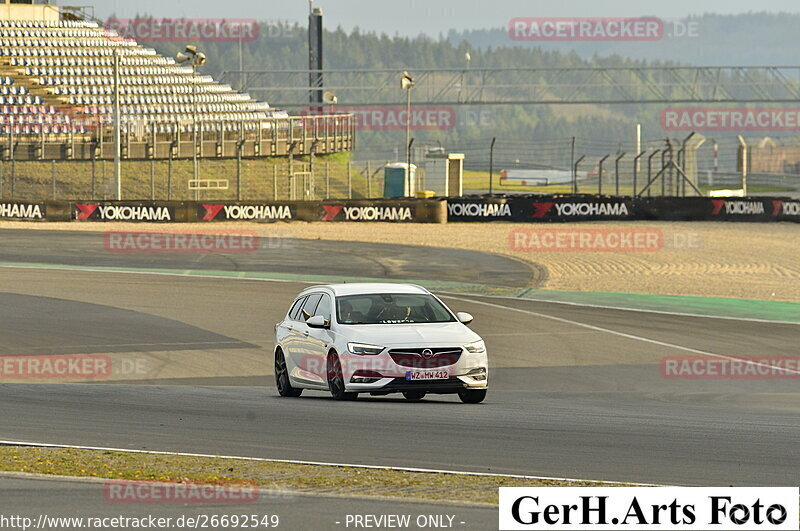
[421,349,434,359]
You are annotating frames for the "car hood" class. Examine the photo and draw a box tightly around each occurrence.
[337,322,481,347]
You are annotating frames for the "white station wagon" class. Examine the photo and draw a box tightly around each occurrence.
[274,283,488,403]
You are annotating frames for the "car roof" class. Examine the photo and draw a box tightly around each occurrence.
[301,283,429,297]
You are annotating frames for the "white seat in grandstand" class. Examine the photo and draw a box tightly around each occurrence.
[0,18,276,137]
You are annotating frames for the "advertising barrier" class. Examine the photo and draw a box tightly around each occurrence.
[197,199,447,223]
[447,197,514,221]
[0,196,794,223]
[198,203,297,222]
[447,195,635,222]
[72,202,193,222]
[635,197,716,221]
[447,195,800,223]
[637,196,800,222]
[519,196,635,221]
[769,198,800,222]
[316,199,447,223]
[57,199,446,223]
[0,200,47,221]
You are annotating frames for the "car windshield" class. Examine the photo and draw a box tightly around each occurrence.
[336,293,456,325]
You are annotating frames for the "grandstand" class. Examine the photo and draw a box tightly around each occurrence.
[0,0,353,162]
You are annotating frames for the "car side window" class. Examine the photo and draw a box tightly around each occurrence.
[288,296,307,321]
[315,294,332,323]
[300,293,322,321]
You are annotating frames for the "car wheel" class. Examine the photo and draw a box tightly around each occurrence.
[458,388,486,404]
[402,391,426,401]
[327,352,358,401]
[275,349,302,397]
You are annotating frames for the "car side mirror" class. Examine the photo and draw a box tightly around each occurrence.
[456,312,474,325]
[307,315,329,329]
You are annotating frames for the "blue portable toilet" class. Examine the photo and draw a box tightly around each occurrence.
[383,163,416,197]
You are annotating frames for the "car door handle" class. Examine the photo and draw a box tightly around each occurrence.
[303,331,309,337]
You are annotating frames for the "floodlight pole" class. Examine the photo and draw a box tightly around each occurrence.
[113,49,122,200]
[238,32,244,92]
[738,135,748,196]
[405,84,412,192]
[488,137,496,196]
[407,137,415,196]
[193,63,199,200]
[401,72,415,195]
[570,137,577,194]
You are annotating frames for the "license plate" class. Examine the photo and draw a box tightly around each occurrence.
[406,370,449,381]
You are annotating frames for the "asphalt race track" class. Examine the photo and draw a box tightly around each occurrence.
[0,228,539,287]
[0,230,798,494]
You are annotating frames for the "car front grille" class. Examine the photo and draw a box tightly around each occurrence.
[388,347,462,369]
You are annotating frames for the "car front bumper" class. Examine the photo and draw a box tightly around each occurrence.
[340,348,489,394]
[350,374,488,394]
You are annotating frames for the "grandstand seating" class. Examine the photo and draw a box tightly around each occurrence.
[0,8,352,162]
[0,18,286,135]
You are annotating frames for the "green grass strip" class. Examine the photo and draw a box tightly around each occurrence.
[0,447,629,506]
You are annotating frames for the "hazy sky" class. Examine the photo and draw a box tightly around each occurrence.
[95,0,800,36]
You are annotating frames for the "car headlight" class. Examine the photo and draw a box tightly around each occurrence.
[464,340,486,354]
[348,342,385,356]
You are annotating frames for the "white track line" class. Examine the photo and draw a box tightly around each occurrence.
[1,262,796,325]
[2,261,796,375]
[0,440,663,487]
[437,290,800,326]
[442,295,800,377]
[0,263,319,285]
[2,260,796,375]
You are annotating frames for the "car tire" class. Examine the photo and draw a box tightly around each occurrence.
[327,352,358,401]
[275,349,302,397]
[458,388,486,404]
[402,391,426,401]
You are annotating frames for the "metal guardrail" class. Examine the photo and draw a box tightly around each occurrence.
[0,114,356,161]
[0,157,386,203]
